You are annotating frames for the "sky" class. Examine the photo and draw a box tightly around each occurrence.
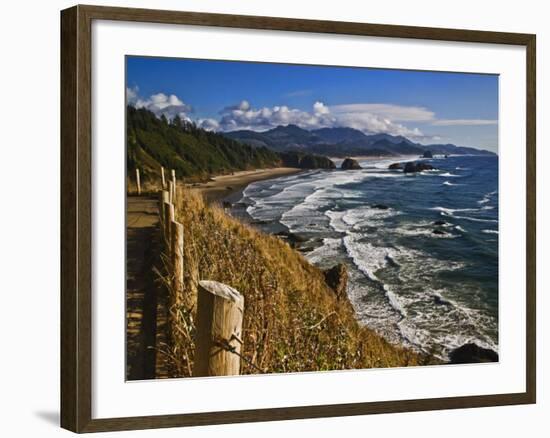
[126,56,499,152]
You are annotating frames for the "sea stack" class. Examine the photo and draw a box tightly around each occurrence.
[422,150,434,158]
[449,343,499,364]
[404,162,435,173]
[341,157,362,170]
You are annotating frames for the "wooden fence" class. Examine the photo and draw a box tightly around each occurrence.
[155,167,245,377]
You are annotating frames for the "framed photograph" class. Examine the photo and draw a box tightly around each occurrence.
[60,4,536,433]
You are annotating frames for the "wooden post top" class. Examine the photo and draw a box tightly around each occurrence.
[198,280,244,309]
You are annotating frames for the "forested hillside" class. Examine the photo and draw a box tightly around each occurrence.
[127,106,282,182]
[127,107,337,183]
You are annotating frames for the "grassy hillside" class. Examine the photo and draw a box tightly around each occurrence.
[127,106,282,183]
[161,189,429,377]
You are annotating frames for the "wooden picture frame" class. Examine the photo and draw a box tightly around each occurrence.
[60,4,536,433]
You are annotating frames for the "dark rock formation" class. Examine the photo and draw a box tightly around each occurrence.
[423,150,434,158]
[279,151,336,169]
[417,162,435,171]
[432,229,447,235]
[323,263,348,300]
[403,161,435,173]
[341,158,362,170]
[388,162,403,170]
[372,204,389,210]
[449,343,499,364]
[433,220,447,226]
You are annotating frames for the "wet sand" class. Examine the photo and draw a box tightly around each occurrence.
[189,167,302,203]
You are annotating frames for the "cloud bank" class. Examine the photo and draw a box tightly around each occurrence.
[127,87,496,141]
[127,86,192,121]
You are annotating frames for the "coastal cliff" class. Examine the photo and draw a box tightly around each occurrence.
[164,189,427,377]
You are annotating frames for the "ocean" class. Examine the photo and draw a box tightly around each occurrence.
[236,155,499,360]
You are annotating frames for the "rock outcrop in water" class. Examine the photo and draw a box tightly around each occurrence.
[388,162,403,170]
[422,150,434,158]
[341,157,362,170]
[403,161,435,173]
[323,264,348,301]
[448,343,498,364]
[279,151,336,169]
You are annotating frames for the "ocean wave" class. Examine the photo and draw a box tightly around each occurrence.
[306,237,344,265]
[430,206,479,214]
[443,180,459,186]
[342,235,407,317]
[319,232,496,357]
[389,222,459,239]
[324,210,348,233]
[342,235,396,282]
[477,190,498,205]
[439,172,461,177]
[452,214,498,223]
[482,229,499,234]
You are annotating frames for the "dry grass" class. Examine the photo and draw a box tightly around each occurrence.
[162,188,429,377]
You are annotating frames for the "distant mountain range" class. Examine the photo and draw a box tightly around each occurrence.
[224,124,496,157]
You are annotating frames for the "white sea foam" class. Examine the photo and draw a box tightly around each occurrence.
[452,214,498,223]
[342,235,407,318]
[482,229,499,234]
[342,235,395,282]
[390,222,458,239]
[439,172,461,177]
[306,237,344,265]
[477,190,498,204]
[430,206,479,214]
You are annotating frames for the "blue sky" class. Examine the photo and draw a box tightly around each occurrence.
[126,56,499,152]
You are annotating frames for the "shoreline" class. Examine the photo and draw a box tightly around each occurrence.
[189,167,303,204]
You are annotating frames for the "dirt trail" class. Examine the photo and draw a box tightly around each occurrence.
[126,196,169,380]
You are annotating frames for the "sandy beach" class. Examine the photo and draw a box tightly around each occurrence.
[188,167,302,203]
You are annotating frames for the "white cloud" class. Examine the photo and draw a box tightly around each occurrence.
[431,119,498,126]
[218,100,336,132]
[127,86,192,120]
[216,100,432,140]
[197,118,220,131]
[331,103,435,122]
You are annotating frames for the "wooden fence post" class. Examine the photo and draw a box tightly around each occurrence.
[194,281,245,377]
[159,190,169,223]
[161,166,166,189]
[135,168,141,195]
[168,180,174,204]
[171,169,177,203]
[163,202,174,245]
[170,220,184,294]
